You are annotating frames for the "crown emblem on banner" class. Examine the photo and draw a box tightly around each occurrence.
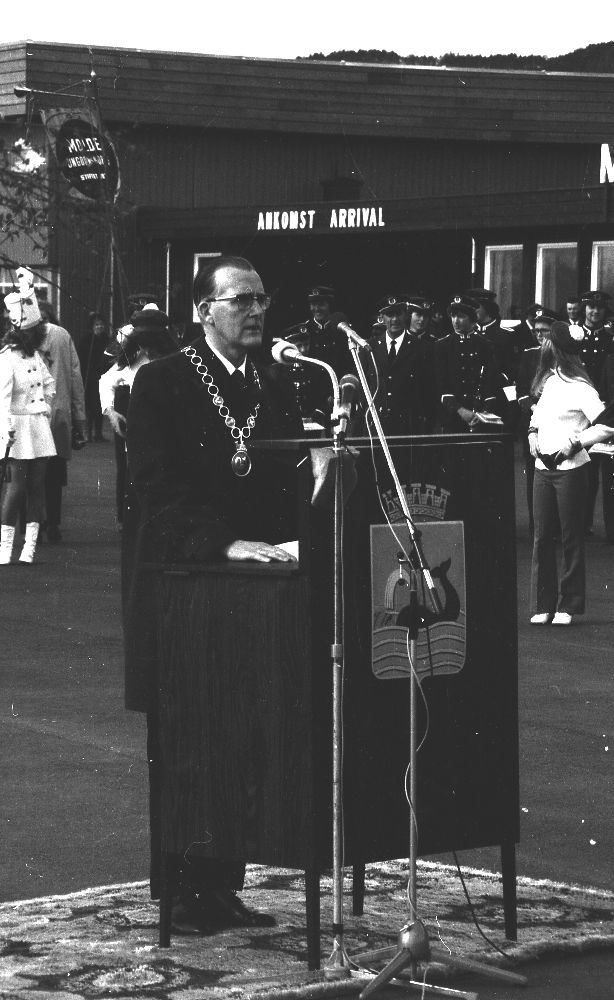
[381,482,451,523]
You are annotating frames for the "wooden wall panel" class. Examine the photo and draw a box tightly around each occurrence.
[0,41,612,145]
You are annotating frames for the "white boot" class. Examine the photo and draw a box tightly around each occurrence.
[19,522,40,564]
[0,525,15,565]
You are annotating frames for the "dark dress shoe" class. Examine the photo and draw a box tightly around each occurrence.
[202,888,276,929]
[171,892,215,935]
[46,525,62,544]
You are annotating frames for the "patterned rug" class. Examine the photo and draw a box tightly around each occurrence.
[2,860,614,999]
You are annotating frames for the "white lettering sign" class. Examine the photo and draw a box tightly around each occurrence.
[257,209,316,231]
[257,205,385,231]
[600,144,614,184]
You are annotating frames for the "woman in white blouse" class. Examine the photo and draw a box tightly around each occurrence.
[528,321,613,625]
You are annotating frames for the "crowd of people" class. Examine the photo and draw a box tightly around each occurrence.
[1,269,614,631]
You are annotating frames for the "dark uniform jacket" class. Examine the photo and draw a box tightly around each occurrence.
[578,323,614,386]
[434,332,500,432]
[124,334,303,710]
[366,330,438,435]
[306,311,353,379]
[478,319,516,383]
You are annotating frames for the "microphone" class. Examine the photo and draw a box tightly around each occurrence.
[332,373,361,435]
[271,339,301,364]
[338,321,371,351]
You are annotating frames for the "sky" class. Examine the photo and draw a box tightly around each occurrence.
[7,0,609,62]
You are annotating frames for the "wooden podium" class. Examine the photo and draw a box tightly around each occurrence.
[152,433,519,968]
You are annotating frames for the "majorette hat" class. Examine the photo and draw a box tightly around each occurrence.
[4,266,42,330]
[130,308,169,335]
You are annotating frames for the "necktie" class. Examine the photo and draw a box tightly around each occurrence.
[388,339,397,364]
[229,368,247,419]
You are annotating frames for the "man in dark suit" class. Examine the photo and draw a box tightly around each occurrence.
[435,295,501,432]
[126,255,302,934]
[366,292,438,434]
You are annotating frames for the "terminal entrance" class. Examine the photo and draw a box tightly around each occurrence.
[249,229,473,338]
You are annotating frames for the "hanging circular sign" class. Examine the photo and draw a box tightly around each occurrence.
[55,118,120,201]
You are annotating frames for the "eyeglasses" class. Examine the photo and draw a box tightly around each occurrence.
[202,292,272,312]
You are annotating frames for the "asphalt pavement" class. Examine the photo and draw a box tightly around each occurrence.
[1,434,613,999]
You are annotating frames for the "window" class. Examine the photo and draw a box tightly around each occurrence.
[192,252,222,322]
[484,245,523,320]
[591,242,614,292]
[535,243,578,313]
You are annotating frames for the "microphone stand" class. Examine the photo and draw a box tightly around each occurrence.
[347,340,527,999]
[348,342,442,617]
[293,354,353,980]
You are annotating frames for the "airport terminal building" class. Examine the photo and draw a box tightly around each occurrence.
[1,41,613,334]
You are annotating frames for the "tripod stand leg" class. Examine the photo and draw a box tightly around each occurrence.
[430,947,528,986]
[359,920,430,999]
[360,946,415,999]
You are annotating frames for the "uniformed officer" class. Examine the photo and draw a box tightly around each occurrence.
[435,295,501,432]
[278,320,330,426]
[406,294,438,342]
[304,285,352,378]
[516,307,558,533]
[366,292,438,434]
[579,290,614,534]
[466,287,517,426]
[467,287,516,383]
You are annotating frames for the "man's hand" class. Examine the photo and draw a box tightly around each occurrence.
[223,539,298,562]
[457,406,478,426]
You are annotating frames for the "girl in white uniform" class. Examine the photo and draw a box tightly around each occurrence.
[0,287,55,564]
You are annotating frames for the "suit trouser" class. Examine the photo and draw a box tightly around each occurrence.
[146,709,245,898]
[531,464,588,615]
